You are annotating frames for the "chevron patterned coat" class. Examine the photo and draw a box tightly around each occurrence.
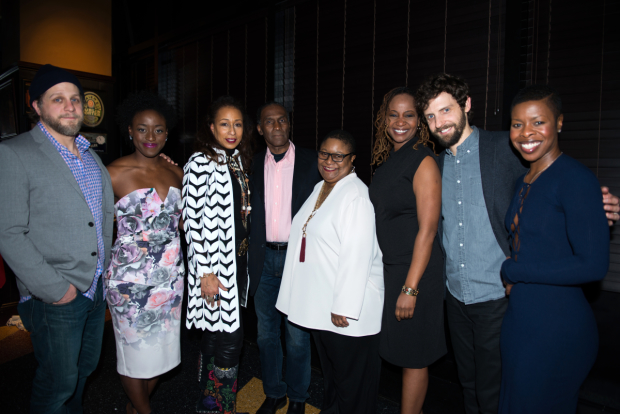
[182,149,247,332]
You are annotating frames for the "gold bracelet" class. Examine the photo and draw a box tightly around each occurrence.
[402,285,419,296]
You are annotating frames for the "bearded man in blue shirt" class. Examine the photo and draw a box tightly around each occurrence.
[416,73,619,414]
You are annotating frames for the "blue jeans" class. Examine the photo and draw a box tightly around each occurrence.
[18,278,106,414]
[254,247,311,402]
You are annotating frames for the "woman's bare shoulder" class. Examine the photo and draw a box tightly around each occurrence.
[158,157,184,180]
[107,157,141,182]
[168,162,185,179]
[107,155,138,170]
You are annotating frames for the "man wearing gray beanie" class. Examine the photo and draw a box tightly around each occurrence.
[0,64,114,413]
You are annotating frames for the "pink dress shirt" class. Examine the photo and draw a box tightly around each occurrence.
[264,141,296,242]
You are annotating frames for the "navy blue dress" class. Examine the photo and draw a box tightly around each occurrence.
[499,155,609,413]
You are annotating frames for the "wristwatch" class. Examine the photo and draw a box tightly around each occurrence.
[402,285,419,296]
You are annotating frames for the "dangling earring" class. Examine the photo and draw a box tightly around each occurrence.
[129,135,133,141]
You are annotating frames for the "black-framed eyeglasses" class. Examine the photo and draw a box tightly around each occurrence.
[318,151,354,163]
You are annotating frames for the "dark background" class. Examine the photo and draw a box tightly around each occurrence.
[0,1,618,411]
[113,0,620,291]
[109,2,620,410]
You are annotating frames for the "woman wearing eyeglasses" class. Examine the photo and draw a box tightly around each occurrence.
[276,130,384,414]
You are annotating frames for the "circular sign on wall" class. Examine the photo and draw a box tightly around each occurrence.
[83,92,104,127]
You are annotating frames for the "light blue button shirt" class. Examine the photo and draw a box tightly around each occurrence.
[441,127,506,305]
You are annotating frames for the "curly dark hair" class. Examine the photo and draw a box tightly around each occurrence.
[116,91,178,141]
[195,95,254,173]
[415,73,473,123]
[511,84,562,120]
[371,86,434,167]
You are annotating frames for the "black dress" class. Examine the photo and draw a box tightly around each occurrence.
[369,139,446,368]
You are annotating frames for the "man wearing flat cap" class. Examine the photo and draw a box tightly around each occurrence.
[0,64,113,413]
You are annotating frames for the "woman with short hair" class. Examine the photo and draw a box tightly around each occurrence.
[276,130,385,414]
[499,85,609,413]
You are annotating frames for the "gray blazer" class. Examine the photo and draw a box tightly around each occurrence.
[0,127,114,303]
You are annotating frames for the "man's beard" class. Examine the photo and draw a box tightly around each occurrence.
[40,109,83,137]
[431,108,468,148]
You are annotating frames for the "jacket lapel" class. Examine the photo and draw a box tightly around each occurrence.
[31,127,86,202]
[292,150,311,210]
[438,151,446,175]
[254,150,266,206]
[90,147,111,201]
[478,129,495,218]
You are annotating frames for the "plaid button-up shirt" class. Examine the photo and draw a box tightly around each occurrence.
[20,122,104,302]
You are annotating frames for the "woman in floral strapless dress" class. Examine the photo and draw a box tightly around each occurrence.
[107,187,184,375]
[106,91,184,414]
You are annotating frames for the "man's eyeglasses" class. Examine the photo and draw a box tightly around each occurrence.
[318,151,354,163]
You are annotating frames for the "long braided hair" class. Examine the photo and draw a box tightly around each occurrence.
[371,86,435,167]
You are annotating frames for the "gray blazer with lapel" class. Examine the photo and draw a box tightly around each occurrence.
[0,127,114,303]
[438,129,527,257]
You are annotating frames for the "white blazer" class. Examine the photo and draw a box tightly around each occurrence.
[276,173,384,337]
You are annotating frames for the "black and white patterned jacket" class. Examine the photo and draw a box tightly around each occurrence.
[182,149,247,332]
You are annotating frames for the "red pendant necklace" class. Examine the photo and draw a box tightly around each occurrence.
[299,183,330,262]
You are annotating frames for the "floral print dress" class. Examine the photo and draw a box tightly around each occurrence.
[105,187,185,378]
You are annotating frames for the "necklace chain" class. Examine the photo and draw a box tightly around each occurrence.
[301,167,355,237]
[227,156,251,230]
[302,182,328,237]
[526,152,563,184]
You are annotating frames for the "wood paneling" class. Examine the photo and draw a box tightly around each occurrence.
[519,0,620,291]
[119,0,619,291]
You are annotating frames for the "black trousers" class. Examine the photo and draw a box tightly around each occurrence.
[312,330,381,414]
[201,313,244,368]
[446,291,508,414]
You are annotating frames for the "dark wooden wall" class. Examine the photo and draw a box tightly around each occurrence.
[115,0,620,290]
[116,0,507,181]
